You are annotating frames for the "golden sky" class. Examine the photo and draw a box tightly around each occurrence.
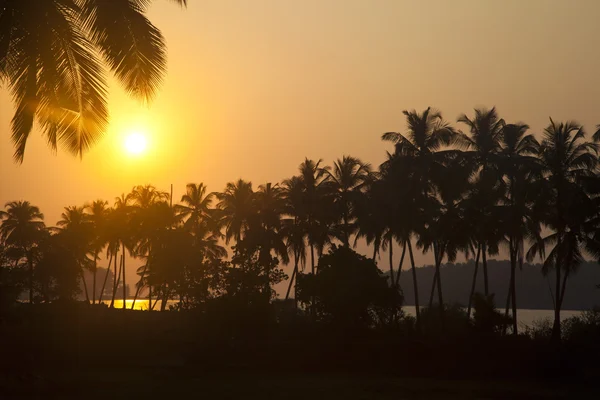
[1,0,600,285]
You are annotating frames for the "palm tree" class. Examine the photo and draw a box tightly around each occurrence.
[298,159,332,274]
[56,205,94,303]
[0,0,187,162]
[382,107,458,324]
[282,176,308,302]
[322,156,372,247]
[527,119,598,342]
[497,123,541,334]
[128,185,171,309]
[0,201,45,302]
[86,199,109,304]
[458,107,505,298]
[216,179,256,246]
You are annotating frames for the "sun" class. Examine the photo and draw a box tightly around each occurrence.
[124,132,148,155]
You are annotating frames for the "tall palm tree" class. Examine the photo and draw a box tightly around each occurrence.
[216,179,255,246]
[497,123,541,334]
[322,156,372,247]
[382,107,458,324]
[458,107,505,298]
[527,119,598,342]
[0,201,45,302]
[298,158,333,274]
[128,185,170,309]
[86,199,109,304]
[56,205,94,303]
[282,176,308,302]
[0,0,187,162]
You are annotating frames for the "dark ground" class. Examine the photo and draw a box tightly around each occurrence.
[2,368,599,399]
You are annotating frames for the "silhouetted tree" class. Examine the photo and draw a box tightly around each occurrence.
[527,119,599,342]
[0,201,45,302]
[0,0,187,161]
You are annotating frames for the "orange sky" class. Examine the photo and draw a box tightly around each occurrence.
[1,1,600,292]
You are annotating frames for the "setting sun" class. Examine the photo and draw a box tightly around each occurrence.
[124,132,148,155]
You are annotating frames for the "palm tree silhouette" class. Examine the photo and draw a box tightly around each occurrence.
[0,0,187,162]
[86,199,109,304]
[282,176,308,302]
[322,156,372,247]
[0,201,45,302]
[527,119,598,341]
[382,107,457,324]
[297,159,334,273]
[497,123,541,334]
[56,205,94,303]
[216,179,255,248]
[128,185,170,309]
[458,107,505,298]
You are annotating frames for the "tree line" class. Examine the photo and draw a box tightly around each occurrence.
[1,107,599,343]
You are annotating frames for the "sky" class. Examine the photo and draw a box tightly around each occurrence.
[1,0,600,294]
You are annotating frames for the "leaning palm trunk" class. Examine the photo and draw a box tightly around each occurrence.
[407,239,420,329]
[131,263,149,310]
[92,251,98,304]
[503,239,518,335]
[466,244,481,318]
[394,241,407,287]
[428,243,445,307]
[552,233,563,342]
[388,234,395,285]
[28,258,34,303]
[80,269,90,304]
[482,243,489,296]
[98,252,114,304]
[285,253,299,301]
[122,250,127,310]
[110,254,123,308]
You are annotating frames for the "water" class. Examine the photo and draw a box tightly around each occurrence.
[102,300,582,327]
[403,306,581,328]
[100,299,178,311]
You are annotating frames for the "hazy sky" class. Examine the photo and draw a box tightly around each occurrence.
[1,1,600,290]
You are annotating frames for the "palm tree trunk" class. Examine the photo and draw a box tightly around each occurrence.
[482,243,489,296]
[310,243,315,319]
[503,240,514,335]
[109,247,119,307]
[552,232,563,343]
[467,244,481,318]
[558,268,570,319]
[98,252,114,304]
[310,244,315,274]
[428,243,444,308]
[28,258,34,303]
[285,253,299,300]
[110,254,123,308]
[131,263,148,310]
[160,282,169,311]
[148,282,152,312]
[92,251,98,304]
[122,249,127,310]
[388,234,394,286]
[394,241,406,287]
[80,269,90,304]
[407,239,420,328]
[436,244,444,307]
[512,242,521,335]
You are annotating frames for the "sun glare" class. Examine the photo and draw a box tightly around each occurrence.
[124,132,148,155]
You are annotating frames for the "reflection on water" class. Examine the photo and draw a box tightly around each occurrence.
[100,299,178,310]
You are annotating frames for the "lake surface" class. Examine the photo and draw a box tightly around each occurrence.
[403,306,581,327]
[103,300,582,327]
